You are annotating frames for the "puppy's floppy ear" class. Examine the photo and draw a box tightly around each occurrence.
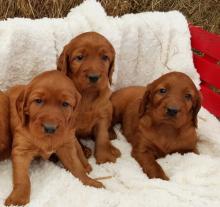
[57,45,70,76]
[16,87,29,126]
[192,91,202,127]
[108,58,114,85]
[73,91,81,112]
[108,48,115,85]
[139,84,152,118]
[69,91,81,127]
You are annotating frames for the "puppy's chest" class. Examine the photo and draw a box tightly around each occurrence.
[76,110,98,130]
[35,137,63,160]
[39,149,54,160]
[153,132,179,154]
[76,105,107,136]
[143,128,192,156]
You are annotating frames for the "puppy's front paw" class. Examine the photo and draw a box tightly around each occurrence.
[157,173,169,181]
[143,167,169,181]
[5,191,29,206]
[95,143,121,164]
[81,176,105,188]
[88,179,105,189]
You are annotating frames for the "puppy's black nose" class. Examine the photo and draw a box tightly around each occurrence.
[88,74,100,83]
[43,123,57,134]
[166,107,179,117]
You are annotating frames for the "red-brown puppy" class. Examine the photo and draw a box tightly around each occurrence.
[111,72,201,180]
[57,32,121,164]
[5,70,103,206]
[0,91,11,161]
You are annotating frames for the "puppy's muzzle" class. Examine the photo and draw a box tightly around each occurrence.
[87,73,100,83]
[166,107,180,117]
[43,123,58,134]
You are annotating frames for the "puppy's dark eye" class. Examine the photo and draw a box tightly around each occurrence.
[159,88,167,94]
[101,55,109,61]
[62,101,69,108]
[75,55,84,61]
[185,93,192,100]
[35,99,43,105]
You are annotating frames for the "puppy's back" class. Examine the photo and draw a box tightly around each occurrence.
[0,91,11,160]
[111,86,145,124]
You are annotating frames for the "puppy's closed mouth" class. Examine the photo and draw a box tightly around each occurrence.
[160,116,178,124]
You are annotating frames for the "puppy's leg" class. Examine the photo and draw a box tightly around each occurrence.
[75,139,92,173]
[94,120,121,164]
[78,139,92,159]
[56,140,104,188]
[0,130,11,161]
[0,93,11,161]
[0,142,11,161]
[132,149,169,181]
[108,127,117,140]
[5,150,33,206]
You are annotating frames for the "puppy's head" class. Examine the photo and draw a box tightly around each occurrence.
[16,71,81,139]
[57,32,115,93]
[139,72,202,128]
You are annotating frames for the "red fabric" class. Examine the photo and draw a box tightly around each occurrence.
[193,54,220,88]
[200,83,220,117]
[189,25,220,60]
[189,25,220,117]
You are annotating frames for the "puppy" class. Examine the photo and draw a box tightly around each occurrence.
[111,72,201,180]
[57,32,121,164]
[0,91,11,161]
[5,71,103,206]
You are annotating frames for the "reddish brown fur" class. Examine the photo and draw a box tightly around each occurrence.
[0,91,11,161]
[111,72,201,180]
[5,71,103,206]
[57,32,121,164]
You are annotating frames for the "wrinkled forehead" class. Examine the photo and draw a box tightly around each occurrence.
[29,75,77,97]
[28,85,76,102]
[153,73,197,92]
[69,33,114,52]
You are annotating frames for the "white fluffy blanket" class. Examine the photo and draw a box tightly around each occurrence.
[0,0,220,206]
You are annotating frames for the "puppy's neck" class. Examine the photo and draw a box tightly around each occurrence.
[145,116,194,137]
[154,123,179,137]
[80,87,111,105]
[81,90,100,102]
